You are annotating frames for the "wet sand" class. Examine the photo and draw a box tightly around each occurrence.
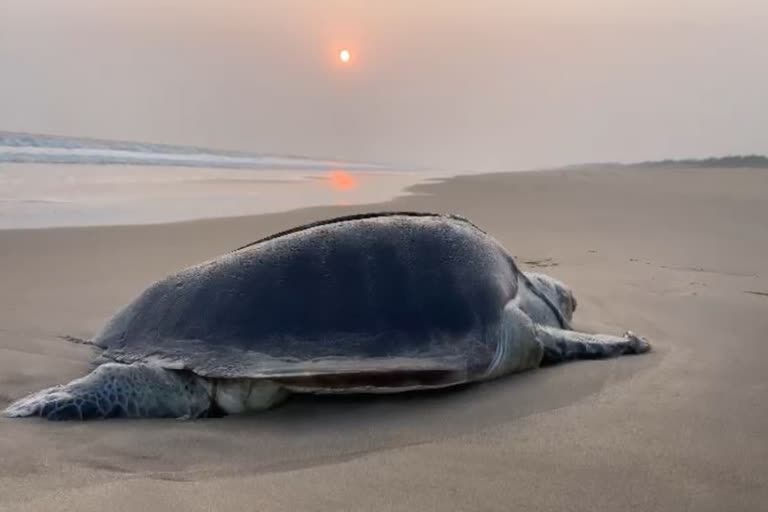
[0,164,443,229]
[1,166,767,511]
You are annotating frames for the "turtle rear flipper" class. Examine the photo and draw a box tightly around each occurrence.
[4,363,211,420]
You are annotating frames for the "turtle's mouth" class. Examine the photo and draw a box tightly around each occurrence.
[571,292,578,313]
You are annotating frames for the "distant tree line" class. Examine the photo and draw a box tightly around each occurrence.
[631,155,768,168]
[567,155,768,170]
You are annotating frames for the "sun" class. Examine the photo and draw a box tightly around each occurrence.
[339,49,352,64]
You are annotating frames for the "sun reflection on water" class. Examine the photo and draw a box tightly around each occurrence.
[327,170,359,192]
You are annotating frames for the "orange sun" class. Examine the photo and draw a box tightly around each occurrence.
[339,49,352,64]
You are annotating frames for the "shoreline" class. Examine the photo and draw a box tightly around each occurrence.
[0,164,450,230]
[5,163,757,232]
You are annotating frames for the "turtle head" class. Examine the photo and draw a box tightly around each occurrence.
[524,272,577,324]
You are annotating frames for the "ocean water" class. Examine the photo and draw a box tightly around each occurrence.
[0,131,387,170]
[0,134,440,229]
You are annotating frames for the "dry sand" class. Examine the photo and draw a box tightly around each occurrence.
[1,166,767,511]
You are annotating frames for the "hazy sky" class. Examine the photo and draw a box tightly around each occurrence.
[2,0,767,171]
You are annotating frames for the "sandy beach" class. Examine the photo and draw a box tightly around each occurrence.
[1,165,767,511]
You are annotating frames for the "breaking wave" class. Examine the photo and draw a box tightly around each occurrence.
[0,132,384,171]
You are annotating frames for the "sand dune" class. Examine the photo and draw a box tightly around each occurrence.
[1,166,767,511]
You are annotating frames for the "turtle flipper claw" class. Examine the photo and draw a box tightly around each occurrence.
[624,331,652,354]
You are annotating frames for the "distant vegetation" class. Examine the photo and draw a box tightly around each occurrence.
[631,155,768,168]
[570,155,768,170]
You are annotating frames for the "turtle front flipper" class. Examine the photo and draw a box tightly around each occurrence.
[536,327,651,365]
[4,363,212,421]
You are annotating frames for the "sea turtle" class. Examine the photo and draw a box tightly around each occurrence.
[4,212,650,421]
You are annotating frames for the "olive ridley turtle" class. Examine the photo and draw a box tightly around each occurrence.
[4,212,650,420]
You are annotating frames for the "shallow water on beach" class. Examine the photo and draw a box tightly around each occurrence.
[0,164,444,229]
